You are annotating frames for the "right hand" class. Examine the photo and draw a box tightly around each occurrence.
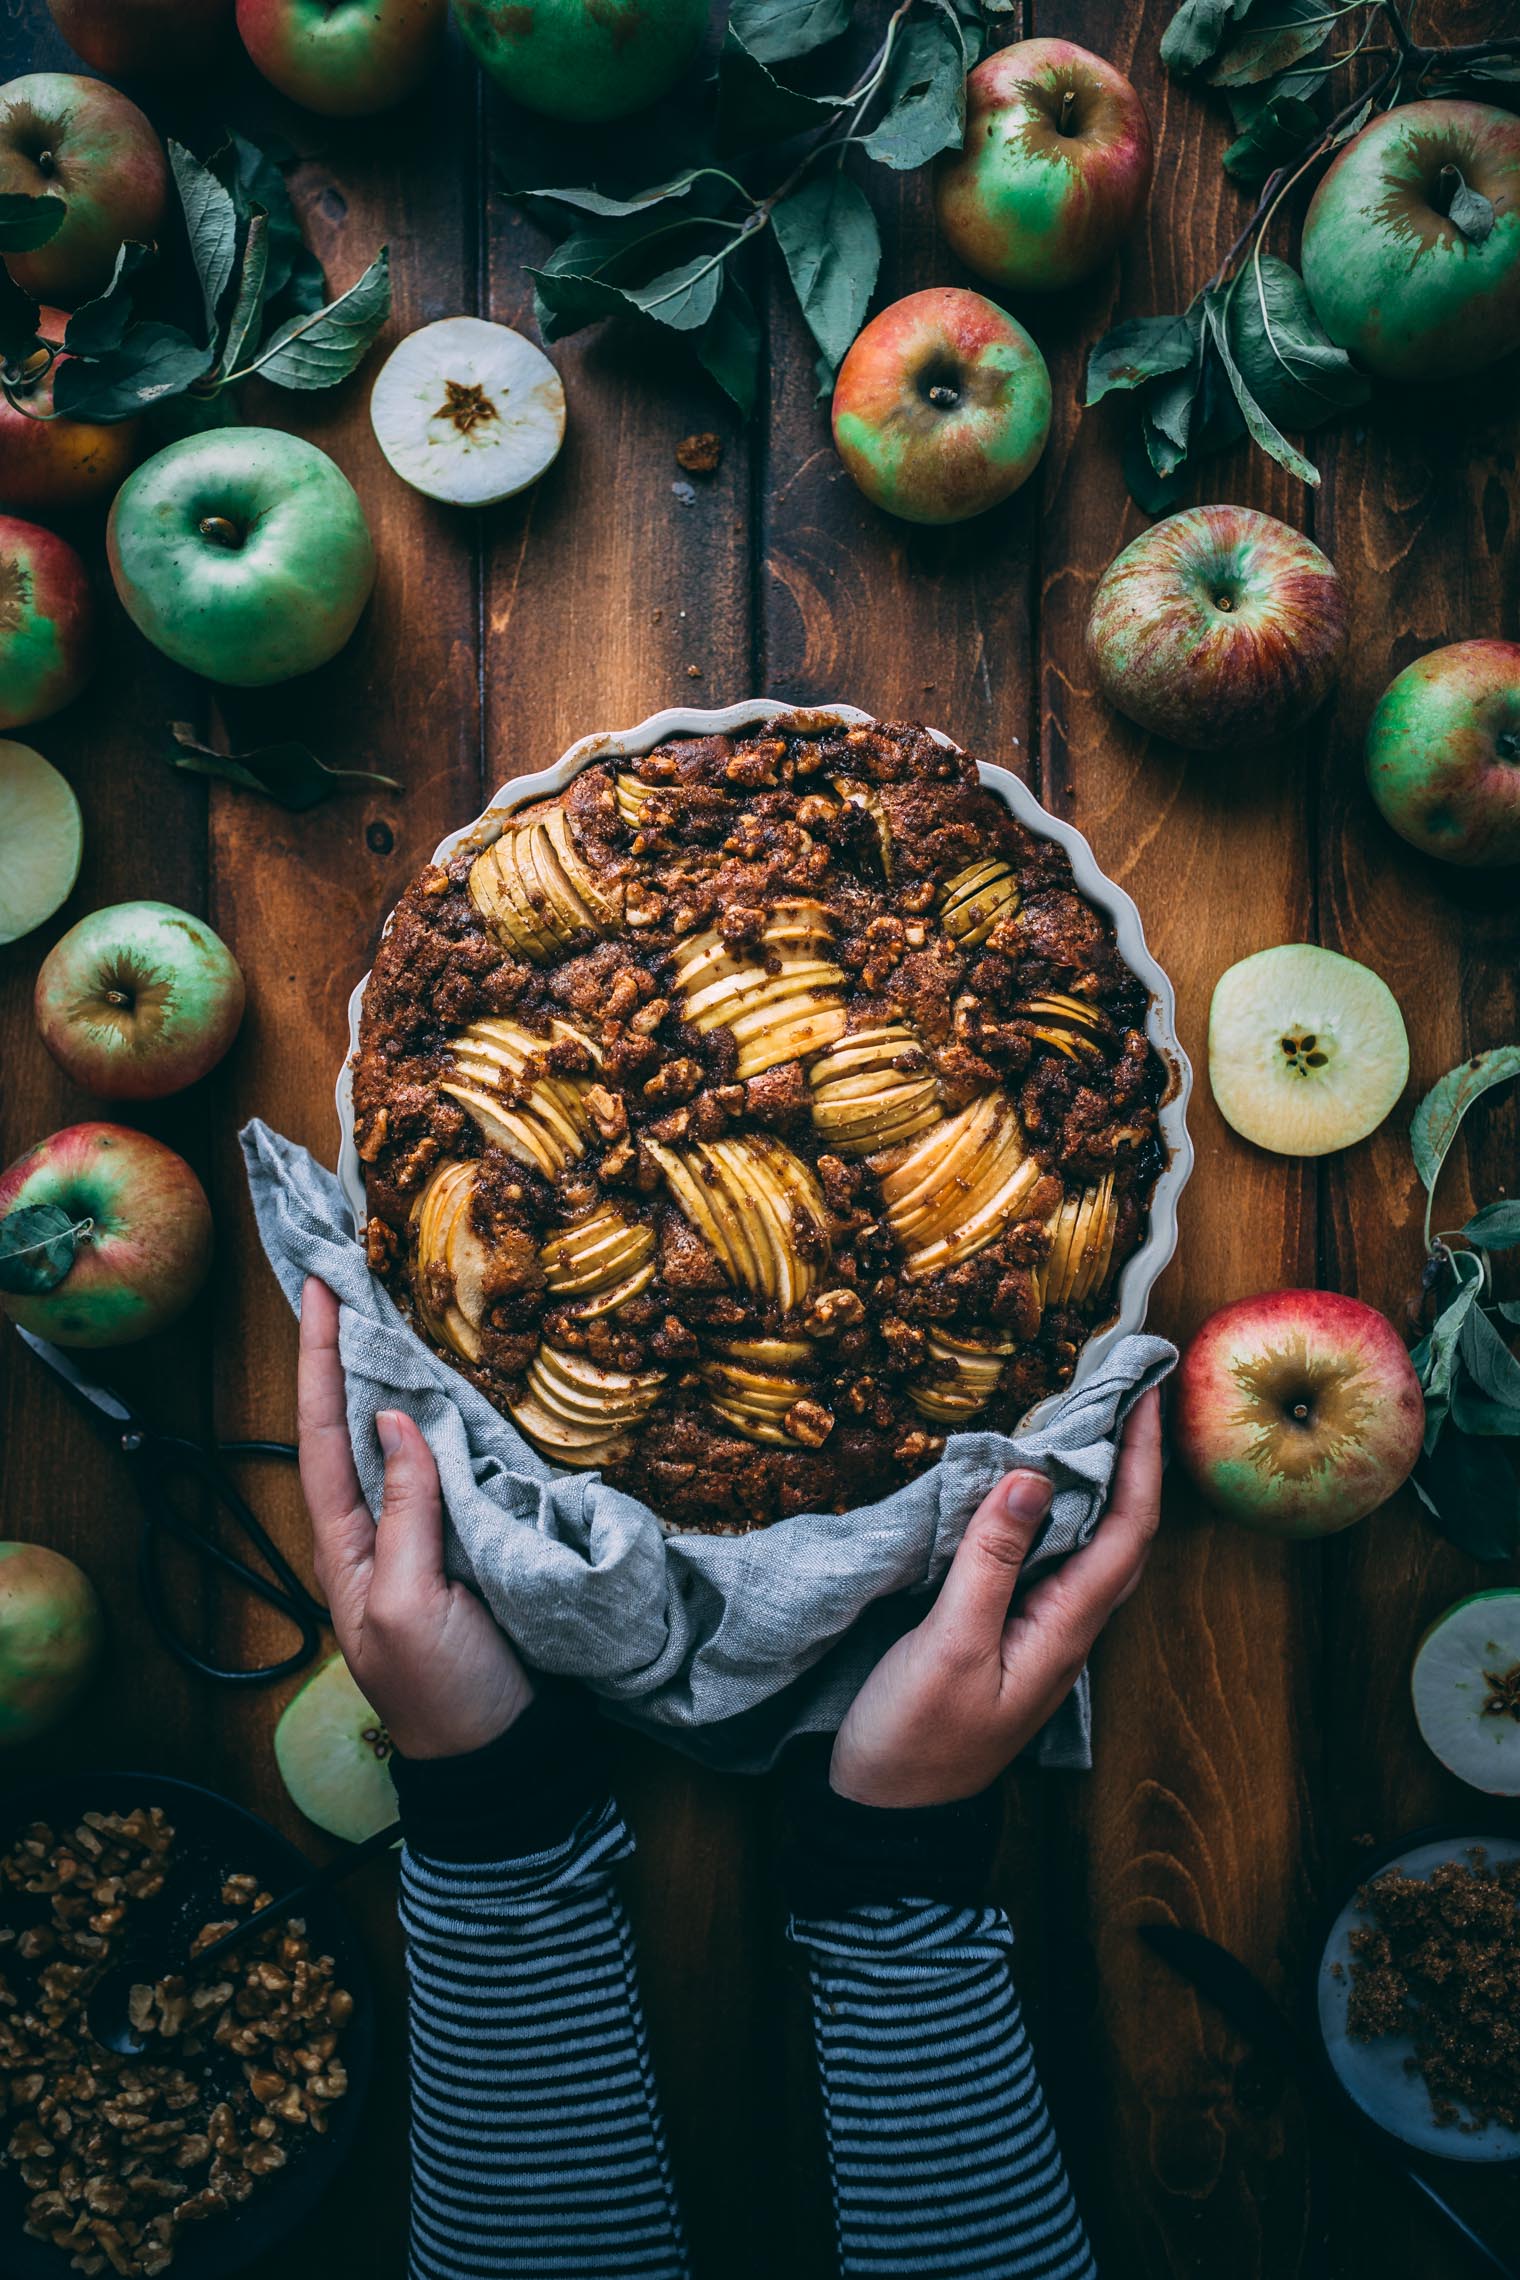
[297,1276,534,1760]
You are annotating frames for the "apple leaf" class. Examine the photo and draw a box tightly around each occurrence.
[167,723,402,811]
[1419,1274,1481,1451]
[61,244,154,359]
[0,1205,90,1297]
[620,250,730,333]
[54,325,214,422]
[1412,1430,1520,1563]
[1206,0,1332,89]
[1086,311,1200,405]
[0,190,65,253]
[860,8,968,171]
[235,248,391,388]
[716,26,845,151]
[1204,286,1321,487]
[1466,1200,1520,1251]
[508,168,744,220]
[1411,1046,1520,1199]
[1160,0,1253,80]
[214,133,327,320]
[772,173,880,372]
[1444,167,1496,247]
[1223,90,1321,186]
[220,210,269,380]
[1226,254,1370,432]
[696,273,763,415]
[0,266,41,370]
[170,140,239,346]
[728,0,852,64]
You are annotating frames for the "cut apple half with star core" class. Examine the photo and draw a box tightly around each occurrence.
[0,740,82,946]
[1411,1590,1520,1797]
[1209,942,1409,1156]
[370,317,566,507]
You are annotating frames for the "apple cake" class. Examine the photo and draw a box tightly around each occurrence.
[353,718,1167,1532]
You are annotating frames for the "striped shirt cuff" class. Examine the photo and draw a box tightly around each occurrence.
[390,1682,612,1864]
[782,1737,1004,1912]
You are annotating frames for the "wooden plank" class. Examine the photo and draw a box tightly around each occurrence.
[1033,4,1323,2269]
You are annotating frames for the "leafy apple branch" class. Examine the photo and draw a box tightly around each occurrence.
[1405,1045,1520,1561]
[0,132,390,430]
[1088,0,1520,510]
[509,0,988,412]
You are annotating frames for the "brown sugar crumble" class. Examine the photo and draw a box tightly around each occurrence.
[1346,1848,1520,2133]
[354,718,1168,1533]
[675,432,722,474]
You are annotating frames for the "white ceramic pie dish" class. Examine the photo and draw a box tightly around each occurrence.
[335,698,1193,1432]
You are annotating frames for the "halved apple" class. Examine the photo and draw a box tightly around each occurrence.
[508,1342,665,1468]
[879,1093,1042,1277]
[1040,1172,1118,1309]
[908,1328,1015,1423]
[468,805,621,960]
[832,776,893,878]
[647,1133,830,1307]
[809,1023,943,1156]
[939,857,1022,949]
[1015,992,1112,1061]
[540,1203,656,1316]
[703,1335,816,1445]
[441,1015,598,1178]
[668,899,847,1078]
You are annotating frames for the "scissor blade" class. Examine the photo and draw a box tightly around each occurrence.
[13,1327,135,1425]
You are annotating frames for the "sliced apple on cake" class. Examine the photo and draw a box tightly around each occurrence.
[647,1132,830,1309]
[908,1329,1016,1423]
[668,898,847,1078]
[702,1335,818,1446]
[508,1342,666,1468]
[939,857,1021,949]
[411,1160,493,1363]
[540,1203,656,1316]
[879,1092,1042,1277]
[831,776,893,877]
[808,1023,943,1157]
[1015,992,1112,1061]
[441,1016,599,1178]
[469,805,621,960]
[1040,1172,1119,1309]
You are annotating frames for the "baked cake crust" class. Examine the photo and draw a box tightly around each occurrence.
[353,718,1167,1532]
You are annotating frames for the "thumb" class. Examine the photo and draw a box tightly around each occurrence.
[368,1411,446,1604]
[929,1470,1053,1654]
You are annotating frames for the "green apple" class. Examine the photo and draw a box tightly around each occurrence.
[36,900,245,1100]
[0,514,94,730]
[1301,99,1520,382]
[454,0,705,123]
[237,0,447,116]
[0,1122,211,1347]
[0,1542,103,1745]
[935,37,1153,293]
[1365,639,1520,867]
[0,73,168,306]
[831,287,1051,525]
[107,428,376,686]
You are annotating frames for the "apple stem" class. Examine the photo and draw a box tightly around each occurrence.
[197,515,244,550]
[104,988,132,1009]
[927,383,959,408]
[1058,87,1077,135]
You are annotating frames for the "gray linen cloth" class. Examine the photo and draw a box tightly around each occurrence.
[242,1118,1175,1772]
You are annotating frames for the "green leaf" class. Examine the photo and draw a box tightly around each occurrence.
[1466,1200,1520,1251]
[61,243,153,359]
[0,191,65,253]
[1207,0,1332,88]
[1499,1301,1520,1326]
[1085,311,1198,405]
[1410,1046,1520,1197]
[716,26,843,150]
[1460,1303,1520,1400]
[218,133,326,317]
[1160,0,1251,79]
[729,0,852,64]
[237,248,390,387]
[220,210,268,379]
[53,325,214,421]
[696,272,762,415]
[170,140,239,345]
[1445,169,1495,246]
[166,723,401,811]
[860,11,967,170]
[1223,90,1320,186]
[772,172,880,371]
[0,1204,90,1296]
[511,168,739,219]
[0,267,41,368]
[1204,285,1321,486]
[1420,1276,1480,1450]
[1412,1431,1520,1563]
[621,250,730,332]
[531,221,743,341]
[1226,253,1370,432]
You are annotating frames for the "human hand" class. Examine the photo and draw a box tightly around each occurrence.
[830,1388,1164,1808]
[296,1276,533,1760]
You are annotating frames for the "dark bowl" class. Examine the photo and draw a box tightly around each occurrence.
[0,1770,377,2280]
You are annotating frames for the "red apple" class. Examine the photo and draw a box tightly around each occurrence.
[1086,504,1348,750]
[0,1123,211,1347]
[46,0,232,79]
[0,515,95,730]
[936,38,1154,293]
[1175,1290,1424,1537]
[831,287,1052,526]
[0,1542,103,1745]
[1365,638,1520,868]
[0,74,169,307]
[237,0,446,115]
[36,901,246,1101]
[0,307,140,515]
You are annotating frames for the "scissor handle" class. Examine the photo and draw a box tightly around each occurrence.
[130,1435,328,1687]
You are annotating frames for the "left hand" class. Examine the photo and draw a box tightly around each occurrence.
[296,1275,533,1760]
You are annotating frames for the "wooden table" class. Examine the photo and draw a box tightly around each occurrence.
[3,4,1518,2274]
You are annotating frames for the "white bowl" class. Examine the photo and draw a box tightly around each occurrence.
[335,699,1193,1432]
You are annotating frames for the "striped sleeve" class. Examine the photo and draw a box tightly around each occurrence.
[788,1899,1097,2279]
[400,1798,689,2280]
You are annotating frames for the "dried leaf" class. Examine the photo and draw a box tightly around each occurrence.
[166,723,401,811]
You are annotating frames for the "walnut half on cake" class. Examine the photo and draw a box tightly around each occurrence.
[352,718,1168,1534]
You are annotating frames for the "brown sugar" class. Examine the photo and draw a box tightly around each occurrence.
[1346,1848,1520,2133]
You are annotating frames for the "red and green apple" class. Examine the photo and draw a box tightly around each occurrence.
[453,0,705,123]
[831,287,1052,525]
[237,0,447,116]
[46,0,231,79]
[0,307,140,516]
[1365,638,1520,868]
[0,1123,212,1347]
[1086,504,1347,749]
[935,38,1153,293]
[0,515,94,730]
[36,900,245,1101]
[0,74,168,307]
[0,1542,103,1745]
[1174,1289,1424,1537]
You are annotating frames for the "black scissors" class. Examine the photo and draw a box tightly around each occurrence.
[16,1328,329,1687]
